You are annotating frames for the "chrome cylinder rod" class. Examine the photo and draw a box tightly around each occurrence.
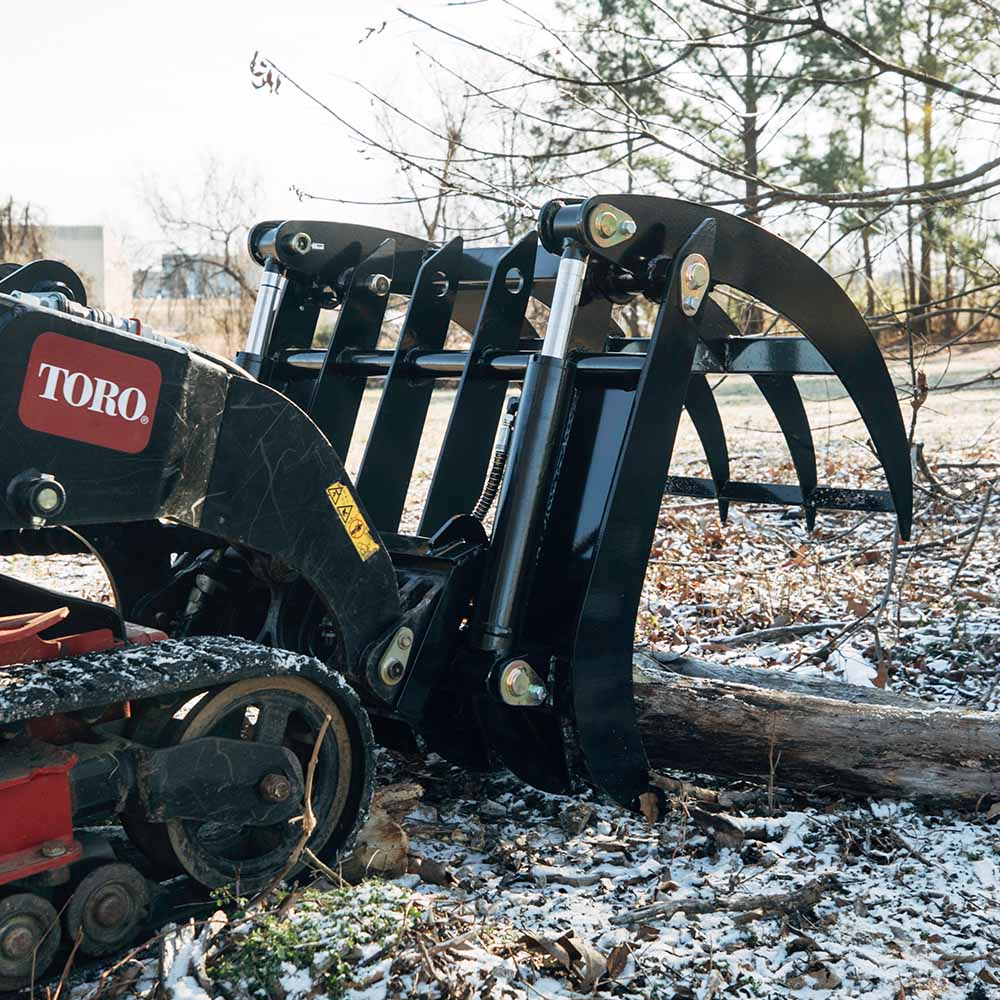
[238,259,287,377]
[539,245,589,359]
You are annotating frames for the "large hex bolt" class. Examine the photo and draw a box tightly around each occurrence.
[259,773,292,803]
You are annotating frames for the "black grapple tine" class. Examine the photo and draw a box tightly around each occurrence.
[419,234,537,536]
[682,374,730,523]
[571,218,717,810]
[752,375,818,530]
[578,194,913,540]
[698,299,819,529]
[308,239,396,456]
[356,237,464,532]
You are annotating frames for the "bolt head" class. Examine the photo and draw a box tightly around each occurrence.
[595,210,619,238]
[682,294,700,314]
[288,232,312,255]
[618,219,637,237]
[504,664,530,697]
[380,658,405,685]
[259,773,292,803]
[398,633,412,650]
[367,273,391,297]
[40,840,67,859]
[686,260,709,289]
[526,684,548,706]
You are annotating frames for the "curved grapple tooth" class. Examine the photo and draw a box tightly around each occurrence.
[683,374,730,523]
[699,301,820,531]
[752,375,818,530]
[580,195,913,539]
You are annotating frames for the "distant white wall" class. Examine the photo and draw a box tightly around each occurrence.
[44,225,133,316]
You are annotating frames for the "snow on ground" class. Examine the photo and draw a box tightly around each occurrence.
[13,346,1000,999]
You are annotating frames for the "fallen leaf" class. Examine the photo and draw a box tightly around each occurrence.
[636,924,660,942]
[639,791,660,826]
[873,657,889,689]
[519,932,572,970]
[407,854,457,887]
[846,596,871,617]
[559,933,606,991]
[606,943,630,979]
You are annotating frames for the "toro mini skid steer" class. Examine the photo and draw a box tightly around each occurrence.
[0,195,911,986]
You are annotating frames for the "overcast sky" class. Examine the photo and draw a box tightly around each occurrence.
[6,1,540,243]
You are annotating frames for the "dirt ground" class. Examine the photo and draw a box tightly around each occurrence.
[9,344,1000,1000]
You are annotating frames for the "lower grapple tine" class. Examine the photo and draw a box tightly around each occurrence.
[752,374,818,530]
[698,299,820,528]
[683,374,730,523]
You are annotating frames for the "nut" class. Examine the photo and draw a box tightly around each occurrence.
[504,663,531,697]
[685,260,709,289]
[595,211,619,238]
[40,840,67,859]
[618,219,637,237]
[259,773,292,803]
[380,658,405,685]
[398,633,412,650]
[366,273,391,297]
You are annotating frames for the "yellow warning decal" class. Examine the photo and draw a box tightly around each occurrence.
[326,482,380,562]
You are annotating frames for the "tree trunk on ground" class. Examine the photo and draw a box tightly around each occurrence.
[633,652,999,807]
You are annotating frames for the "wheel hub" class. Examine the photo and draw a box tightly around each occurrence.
[0,922,35,961]
[91,886,130,928]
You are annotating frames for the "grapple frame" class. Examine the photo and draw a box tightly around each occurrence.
[0,194,912,813]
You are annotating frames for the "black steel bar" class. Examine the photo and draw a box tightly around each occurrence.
[571,219,717,810]
[284,336,837,381]
[307,239,396,456]
[663,475,896,513]
[418,234,537,536]
[355,237,464,532]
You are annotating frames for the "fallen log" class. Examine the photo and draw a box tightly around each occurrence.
[633,652,999,807]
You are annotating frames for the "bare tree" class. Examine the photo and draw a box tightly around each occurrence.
[0,197,46,264]
[137,159,261,356]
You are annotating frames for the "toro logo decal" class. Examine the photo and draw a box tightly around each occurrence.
[18,333,162,454]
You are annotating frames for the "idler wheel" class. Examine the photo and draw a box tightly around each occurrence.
[165,676,370,892]
[0,893,61,990]
[65,863,150,957]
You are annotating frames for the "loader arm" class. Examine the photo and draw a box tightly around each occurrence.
[0,298,401,672]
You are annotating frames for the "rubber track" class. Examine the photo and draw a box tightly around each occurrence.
[0,635,375,880]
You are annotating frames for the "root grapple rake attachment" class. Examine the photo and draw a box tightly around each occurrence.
[0,193,909,985]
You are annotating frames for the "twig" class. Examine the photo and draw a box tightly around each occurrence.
[50,930,83,1000]
[251,714,332,906]
[698,621,849,647]
[609,876,835,926]
[949,481,994,587]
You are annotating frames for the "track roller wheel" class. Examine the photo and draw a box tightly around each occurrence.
[165,676,372,892]
[65,863,150,957]
[0,893,61,991]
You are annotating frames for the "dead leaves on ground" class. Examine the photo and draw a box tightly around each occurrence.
[519,930,631,992]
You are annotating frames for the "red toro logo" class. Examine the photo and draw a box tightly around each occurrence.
[18,333,162,454]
